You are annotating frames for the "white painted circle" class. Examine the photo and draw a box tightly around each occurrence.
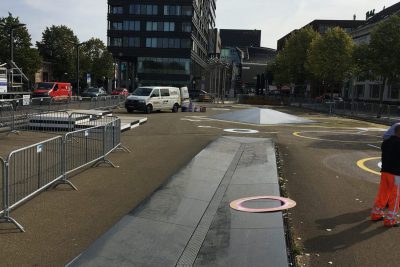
[224,128,259,134]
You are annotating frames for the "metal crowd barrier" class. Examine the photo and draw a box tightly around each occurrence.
[0,117,126,232]
[0,95,125,135]
[0,102,16,133]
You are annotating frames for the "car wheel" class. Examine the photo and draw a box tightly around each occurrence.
[172,104,179,113]
[145,104,153,114]
[127,108,134,113]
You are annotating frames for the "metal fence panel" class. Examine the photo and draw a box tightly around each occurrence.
[64,126,104,175]
[6,136,64,210]
[0,157,5,215]
[104,119,121,155]
[0,102,15,132]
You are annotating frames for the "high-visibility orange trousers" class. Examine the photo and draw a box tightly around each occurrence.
[373,172,400,218]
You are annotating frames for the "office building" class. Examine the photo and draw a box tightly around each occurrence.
[277,19,365,51]
[107,0,217,90]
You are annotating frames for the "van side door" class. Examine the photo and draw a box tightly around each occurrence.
[52,83,59,97]
[160,89,170,109]
[150,89,161,110]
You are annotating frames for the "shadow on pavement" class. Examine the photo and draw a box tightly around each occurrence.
[304,209,388,252]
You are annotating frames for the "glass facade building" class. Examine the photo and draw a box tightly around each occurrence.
[107,0,217,90]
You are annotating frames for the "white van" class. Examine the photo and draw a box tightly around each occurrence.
[125,86,182,114]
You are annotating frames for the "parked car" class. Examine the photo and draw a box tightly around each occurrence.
[188,90,213,102]
[111,88,129,97]
[315,94,343,103]
[81,87,107,98]
[32,82,72,100]
[125,86,182,114]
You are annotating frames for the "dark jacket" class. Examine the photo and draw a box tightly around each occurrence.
[381,136,400,176]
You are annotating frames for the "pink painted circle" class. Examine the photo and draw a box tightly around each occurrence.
[230,196,296,213]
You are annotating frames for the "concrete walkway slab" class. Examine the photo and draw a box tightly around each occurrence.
[67,137,289,267]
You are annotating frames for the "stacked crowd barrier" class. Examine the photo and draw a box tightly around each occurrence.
[4,95,125,114]
[0,116,125,232]
[287,97,400,123]
[238,95,400,124]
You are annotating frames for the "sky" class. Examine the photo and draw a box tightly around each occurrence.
[1,0,399,49]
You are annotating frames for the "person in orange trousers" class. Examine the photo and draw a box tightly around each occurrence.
[371,125,400,227]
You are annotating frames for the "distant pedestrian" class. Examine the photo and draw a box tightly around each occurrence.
[383,122,400,140]
[371,125,400,227]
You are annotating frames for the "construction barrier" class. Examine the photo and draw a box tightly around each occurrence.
[0,117,124,232]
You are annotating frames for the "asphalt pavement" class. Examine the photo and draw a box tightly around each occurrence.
[0,104,395,267]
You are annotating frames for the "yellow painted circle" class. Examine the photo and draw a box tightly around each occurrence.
[357,157,381,176]
[293,131,381,143]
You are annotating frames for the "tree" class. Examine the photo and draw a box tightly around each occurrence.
[80,38,114,87]
[36,25,78,82]
[307,27,355,100]
[369,15,400,118]
[0,13,42,82]
[279,27,319,86]
[273,54,291,86]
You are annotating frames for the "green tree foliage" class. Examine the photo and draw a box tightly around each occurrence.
[36,25,78,81]
[369,15,400,117]
[277,27,319,85]
[352,43,373,79]
[0,13,42,82]
[273,54,291,86]
[307,27,354,97]
[80,38,114,87]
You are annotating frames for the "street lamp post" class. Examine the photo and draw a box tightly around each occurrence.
[9,23,25,62]
[70,41,86,96]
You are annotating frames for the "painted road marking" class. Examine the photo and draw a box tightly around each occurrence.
[181,118,203,122]
[198,125,221,129]
[224,129,260,134]
[357,157,381,176]
[368,144,381,149]
[293,131,381,143]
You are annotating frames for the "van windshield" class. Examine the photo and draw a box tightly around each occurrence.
[133,87,153,96]
[35,82,54,90]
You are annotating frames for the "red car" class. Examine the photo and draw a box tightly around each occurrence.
[111,88,129,97]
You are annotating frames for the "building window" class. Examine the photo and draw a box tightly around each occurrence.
[389,83,400,99]
[318,24,330,33]
[182,6,193,16]
[182,22,191,32]
[111,22,123,30]
[181,39,191,48]
[370,84,381,98]
[164,22,175,32]
[164,5,181,16]
[146,38,157,48]
[355,84,365,98]
[123,37,140,47]
[123,21,140,31]
[110,37,122,47]
[146,22,175,32]
[129,4,158,15]
[145,38,190,49]
[111,6,123,14]
[137,57,191,75]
